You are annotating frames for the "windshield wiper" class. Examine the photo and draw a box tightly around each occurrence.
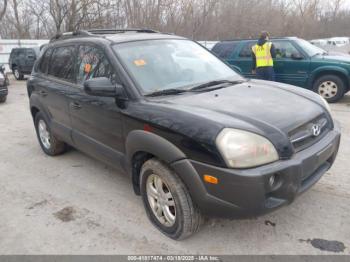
[145,88,187,97]
[189,80,246,92]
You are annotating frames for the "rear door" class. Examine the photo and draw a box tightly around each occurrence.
[36,45,76,143]
[67,44,125,169]
[24,49,37,73]
[271,40,310,87]
[234,41,257,79]
[17,49,26,72]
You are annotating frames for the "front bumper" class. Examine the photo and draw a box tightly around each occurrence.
[171,122,341,218]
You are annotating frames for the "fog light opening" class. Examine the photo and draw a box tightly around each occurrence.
[268,174,281,190]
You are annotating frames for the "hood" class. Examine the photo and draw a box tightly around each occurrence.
[143,80,327,142]
[161,81,324,134]
[316,53,350,63]
[138,80,327,159]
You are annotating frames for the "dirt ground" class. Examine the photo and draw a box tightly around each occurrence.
[0,78,349,255]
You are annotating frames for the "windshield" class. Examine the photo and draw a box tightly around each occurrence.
[113,39,244,94]
[296,39,327,56]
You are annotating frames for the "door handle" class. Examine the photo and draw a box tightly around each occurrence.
[70,102,82,110]
[39,90,48,97]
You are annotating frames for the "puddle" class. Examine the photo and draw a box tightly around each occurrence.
[300,238,346,253]
[53,206,77,222]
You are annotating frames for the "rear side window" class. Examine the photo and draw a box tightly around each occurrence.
[39,48,53,73]
[26,49,36,58]
[212,42,238,59]
[17,49,26,56]
[76,45,117,85]
[10,49,18,56]
[48,46,76,81]
[239,42,256,58]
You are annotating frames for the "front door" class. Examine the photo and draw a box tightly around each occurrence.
[67,44,125,169]
[271,40,310,88]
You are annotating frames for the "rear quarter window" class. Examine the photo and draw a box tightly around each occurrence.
[239,42,256,58]
[48,46,76,81]
[39,48,53,74]
[212,42,238,59]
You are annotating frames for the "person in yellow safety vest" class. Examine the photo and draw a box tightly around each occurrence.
[252,31,276,81]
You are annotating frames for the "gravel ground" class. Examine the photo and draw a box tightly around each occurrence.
[0,78,349,255]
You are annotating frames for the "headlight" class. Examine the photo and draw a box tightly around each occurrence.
[320,96,331,115]
[216,128,279,168]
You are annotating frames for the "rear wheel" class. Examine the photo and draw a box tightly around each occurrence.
[313,75,346,103]
[0,96,6,103]
[140,159,202,240]
[13,67,24,80]
[34,112,66,156]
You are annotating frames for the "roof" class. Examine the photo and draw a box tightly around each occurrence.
[219,36,299,42]
[49,29,186,44]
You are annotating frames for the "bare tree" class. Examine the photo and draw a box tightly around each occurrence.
[1,0,350,40]
[0,0,7,22]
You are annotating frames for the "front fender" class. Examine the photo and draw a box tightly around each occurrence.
[309,66,349,86]
[125,130,186,165]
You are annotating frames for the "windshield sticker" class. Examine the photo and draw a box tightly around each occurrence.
[134,59,147,67]
[84,64,92,73]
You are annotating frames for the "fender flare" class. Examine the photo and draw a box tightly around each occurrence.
[125,130,186,166]
[125,130,222,209]
[29,93,51,123]
[308,66,349,88]
[125,130,191,195]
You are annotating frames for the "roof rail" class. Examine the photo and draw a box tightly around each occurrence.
[49,28,159,42]
[88,28,159,34]
[49,30,92,42]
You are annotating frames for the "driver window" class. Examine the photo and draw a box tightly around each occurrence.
[76,45,118,85]
[273,41,301,59]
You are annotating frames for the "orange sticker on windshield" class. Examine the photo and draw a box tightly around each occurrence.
[84,64,92,73]
[134,59,147,67]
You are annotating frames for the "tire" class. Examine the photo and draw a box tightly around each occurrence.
[140,159,202,240]
[13,67,24,80]
[313,75,346,103]
[0,96,6,103]
[34,112,66,156]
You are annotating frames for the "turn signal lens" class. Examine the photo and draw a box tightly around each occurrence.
[204,175,218,185]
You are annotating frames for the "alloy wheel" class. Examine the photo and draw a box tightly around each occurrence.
[14,69,19,79]
[38,120,51,149]
[146,174,176,227]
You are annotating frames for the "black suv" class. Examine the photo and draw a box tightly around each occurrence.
[9,47,39,80]
[0,65,8,103]
[27,29,341,240]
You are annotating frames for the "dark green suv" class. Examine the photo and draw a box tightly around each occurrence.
[212,37,350,102]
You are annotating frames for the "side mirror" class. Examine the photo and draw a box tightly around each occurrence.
[84,77,124,97]
[291,52,303,60]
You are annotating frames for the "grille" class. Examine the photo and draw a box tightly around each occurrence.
[289,115,330,152]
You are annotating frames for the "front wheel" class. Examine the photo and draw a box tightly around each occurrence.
[313,75,346,103]
[140,159,203,240]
